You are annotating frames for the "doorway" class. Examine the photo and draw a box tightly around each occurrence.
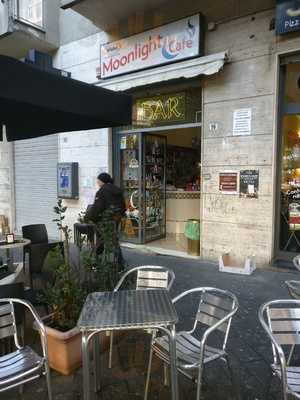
[276,57,300,261]
[114,126,201,255]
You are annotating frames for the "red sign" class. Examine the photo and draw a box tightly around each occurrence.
[219,172,238,194]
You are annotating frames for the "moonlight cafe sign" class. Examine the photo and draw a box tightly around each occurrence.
[100,14,202,78]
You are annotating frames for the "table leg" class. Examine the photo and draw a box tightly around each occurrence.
[93,332,101,392]
[82,331,91,400]
[6,249,12,269]
[168,324,179,400]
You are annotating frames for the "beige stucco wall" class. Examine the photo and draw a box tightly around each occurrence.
[201,9,300,266]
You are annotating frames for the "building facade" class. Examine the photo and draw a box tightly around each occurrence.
[1,0,300,267]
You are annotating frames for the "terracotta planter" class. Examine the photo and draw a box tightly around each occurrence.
[35,314,111,376]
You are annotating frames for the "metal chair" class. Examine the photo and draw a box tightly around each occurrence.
[286,280,300,299]
[108,265,175,368]
[22,224,62,288]
[144,287,239,400]
[285,255,300,299]
[259,299,300,400]
[0,298,52,399]
[293,255,300,271]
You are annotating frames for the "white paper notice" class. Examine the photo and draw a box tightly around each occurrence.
[233,108,252,136]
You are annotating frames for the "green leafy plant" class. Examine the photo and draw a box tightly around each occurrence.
[42,200,123,331]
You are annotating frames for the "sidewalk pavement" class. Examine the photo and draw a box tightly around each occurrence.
[5,248,300,400]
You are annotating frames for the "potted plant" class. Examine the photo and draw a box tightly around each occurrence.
[39,200,122,375]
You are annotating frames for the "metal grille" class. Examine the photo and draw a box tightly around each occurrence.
[14,135,58,239]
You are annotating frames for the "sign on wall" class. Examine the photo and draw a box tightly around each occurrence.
[135,92,186,126]
[233,108,252,136]
[57,162,79,200]
[100,14,202,79]
[219,172,238,194]
[276,0,300,35]
[240,170,259,199]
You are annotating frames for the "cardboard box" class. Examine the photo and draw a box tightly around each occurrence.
[219,253,256,275]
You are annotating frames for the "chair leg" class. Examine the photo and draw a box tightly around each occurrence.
[196,363,204,400]
[264,370,274,400]
[45,362,53,400]
[224,355,240,400]
[144,347,154,400]
[163,363,170,387]
[108,331,114,369]
[18,384,24,396]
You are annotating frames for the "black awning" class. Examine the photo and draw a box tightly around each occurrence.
[0,55,132,141]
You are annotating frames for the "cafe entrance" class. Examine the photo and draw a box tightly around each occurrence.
[113,84,202,255]
[276,54,300,261]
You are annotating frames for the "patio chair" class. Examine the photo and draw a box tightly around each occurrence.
[108,265,175,368]
[144,287,239,400]
[259,299,300,400]
[0,298,52,399]
[293,255,300,271]
[0,283,25,354]
[22,224,62,288]
[285,280,300,299]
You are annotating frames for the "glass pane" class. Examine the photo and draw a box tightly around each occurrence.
[144,134,166,241]
[280,114,300,252]
[18,0,43,27]
[119,134,141,242]
[285,63,300,104]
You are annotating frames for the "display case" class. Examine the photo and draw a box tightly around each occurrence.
[115,132,166,244]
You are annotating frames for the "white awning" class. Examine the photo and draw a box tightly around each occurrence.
[97,51,228,92]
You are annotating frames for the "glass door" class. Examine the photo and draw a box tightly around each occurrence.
[277,59,300,256]
[143,134,166,242]
[117,133,142,243]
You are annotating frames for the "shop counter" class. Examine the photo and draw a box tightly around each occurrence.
[166,191,201,234]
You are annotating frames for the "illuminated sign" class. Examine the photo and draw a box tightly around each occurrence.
[276,0,300,35]
[100,14,202,78]
[134,93,186,126]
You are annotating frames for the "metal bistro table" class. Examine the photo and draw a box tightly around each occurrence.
[0,238,30,284]
[78,289,179,400]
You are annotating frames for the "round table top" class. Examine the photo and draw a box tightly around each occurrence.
[0,238,31,250]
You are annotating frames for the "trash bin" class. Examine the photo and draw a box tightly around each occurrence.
[184,219,200,256]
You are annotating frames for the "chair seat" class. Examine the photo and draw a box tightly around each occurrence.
[272,364,300,396]
[0,346,44,388]
[153,331,225,368]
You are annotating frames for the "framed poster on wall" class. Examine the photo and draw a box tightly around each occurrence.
[57,162,79,199]
[219,172,238,194]
[240,170,259,199]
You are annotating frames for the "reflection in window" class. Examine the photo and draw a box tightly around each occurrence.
[17,0,43,27]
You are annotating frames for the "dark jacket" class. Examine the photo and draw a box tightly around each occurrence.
[85,183,125,223]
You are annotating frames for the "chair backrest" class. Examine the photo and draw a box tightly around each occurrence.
[285,280,300,300]
[293,255,300,271]
[259,300,300,367]
[0,283,24,326]
[0,298,46,352]
[22,224,48,244]
[173,287,238,351]
[114,265,175,292]
[0,302,17,341]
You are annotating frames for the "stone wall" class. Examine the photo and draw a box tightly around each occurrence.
[201,10,300,266]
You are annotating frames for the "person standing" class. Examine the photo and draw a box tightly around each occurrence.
[85,173,126,268]
[85,173,125,223]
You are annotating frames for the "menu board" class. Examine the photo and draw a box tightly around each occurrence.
[240,170,259,198]
[219,172,238,194]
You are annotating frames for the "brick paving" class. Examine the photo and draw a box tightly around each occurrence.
[4,248,300,400]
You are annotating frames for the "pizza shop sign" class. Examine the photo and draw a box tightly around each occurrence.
[100,14,202,79]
